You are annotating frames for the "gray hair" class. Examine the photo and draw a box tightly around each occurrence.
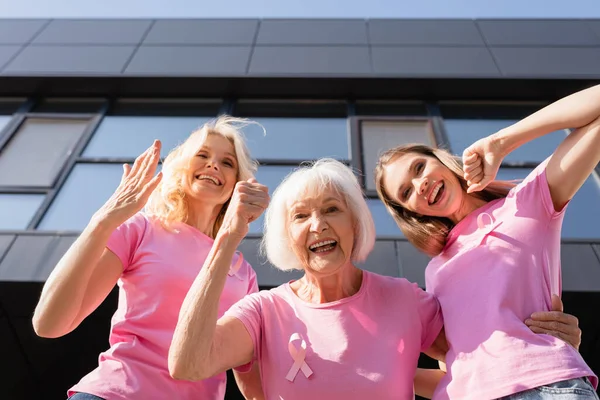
[262,158,376,271]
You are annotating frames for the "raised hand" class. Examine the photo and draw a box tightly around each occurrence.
[220,179,270,242]
[93,140,163,228]
[462,135,505,193]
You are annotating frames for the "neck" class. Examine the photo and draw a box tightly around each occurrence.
[185,200,224,237]
[449,192,488,224]
[292,263,363,304]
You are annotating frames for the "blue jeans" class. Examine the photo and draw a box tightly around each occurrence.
[499,378,599,399]
[67,393,105,400]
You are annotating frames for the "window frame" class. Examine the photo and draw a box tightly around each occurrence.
[349,115,443,197]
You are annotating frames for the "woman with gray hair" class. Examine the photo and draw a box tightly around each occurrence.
[169,158,444,399]
[169,158,584,400]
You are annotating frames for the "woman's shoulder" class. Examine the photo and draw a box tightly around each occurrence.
[364,271,419,295]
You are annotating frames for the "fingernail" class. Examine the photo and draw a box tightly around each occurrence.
[525,319,532,324]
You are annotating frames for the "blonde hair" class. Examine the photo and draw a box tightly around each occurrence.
[375,144,515,257]
[145,115,259,238]
[262,158,376,271]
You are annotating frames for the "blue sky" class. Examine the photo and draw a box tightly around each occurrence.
[1,0,600,19]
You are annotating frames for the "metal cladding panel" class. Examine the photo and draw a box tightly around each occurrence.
[395,241,431,287]
[32,19,152,45]
[3,45,136,74]
[491,47,600,77]
[0,235,76,282]
[249,46,371,75]
[257,19,368,45]
[144,19,259,45]
[561,243,600,291]
[125,46,252,75]
[372,46,500,77]
[478,19,600,46]
[0,46,22,70]
[369,19,485,46]
[357,240,401,278]
[0,235,15,263]
[0,19,48,45]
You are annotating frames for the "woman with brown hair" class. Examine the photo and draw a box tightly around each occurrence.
[375,85,600,399]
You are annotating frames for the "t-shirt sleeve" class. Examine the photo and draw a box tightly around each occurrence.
[224,291,264,372]
[511,158,568,220]
[412,283,444,352]
[106,212,148,273]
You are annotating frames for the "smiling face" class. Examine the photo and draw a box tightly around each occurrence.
[287,186,355,277]
[183,133,239,206]
[382,152,466,219]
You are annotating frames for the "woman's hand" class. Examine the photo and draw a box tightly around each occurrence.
[220,179,270,242]
[93,140,162,227]
[461,134,506,193]
[525,294,582,351]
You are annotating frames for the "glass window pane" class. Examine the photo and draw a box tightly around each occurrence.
[0,194,45,229]
[497,168,600,239]
[249,165,295,234]
[444,119,566,164]
[40,163,163,231]
[244,118,349,161]
[0,118,88,187]
[361,120,434,191]
[83,116,212,159]
[0,116,11,132]
[39,164,125,230]
[367,199,403,237]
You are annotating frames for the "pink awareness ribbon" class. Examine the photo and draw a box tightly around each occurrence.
[285,333,313,382]
[228,251,244,279]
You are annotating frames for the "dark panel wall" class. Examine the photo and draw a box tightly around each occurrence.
[2,18,600,79]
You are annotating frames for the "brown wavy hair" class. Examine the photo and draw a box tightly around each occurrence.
[374,144,515,257]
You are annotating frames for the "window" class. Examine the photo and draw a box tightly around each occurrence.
[360,120,435,191]
[82,116,212,159]
[497,168,600,239]
[0,118,89,187]
[367,199,403,237]
[243,118,350,161]
[249,165,295,234]
[0,194,45,230]
[38,164,124,231]
[444,119,567,163]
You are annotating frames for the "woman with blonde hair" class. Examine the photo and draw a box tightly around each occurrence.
[375,85,600,399]
[32,116,269,400]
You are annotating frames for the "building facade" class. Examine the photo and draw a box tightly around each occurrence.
[0,18,599,399]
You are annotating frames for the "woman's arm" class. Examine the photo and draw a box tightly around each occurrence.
[414,368,446,399]
[169,180,269,381]
[234,364,264,400]
[463,85,600,204]
[32,141,162,338]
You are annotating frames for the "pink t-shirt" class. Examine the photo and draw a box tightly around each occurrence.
[225,270,443,400]
[69,213,258,400]
[426,162,598,400]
